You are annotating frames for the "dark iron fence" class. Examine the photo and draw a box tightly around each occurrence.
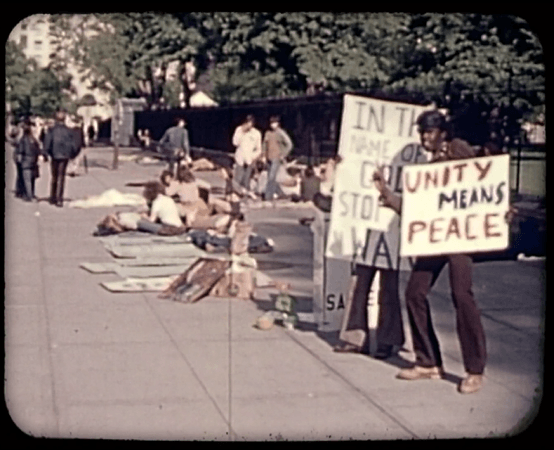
[133,94,345,166]
[96,92,544,195]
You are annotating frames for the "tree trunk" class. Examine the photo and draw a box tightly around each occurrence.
[179,60,192,109]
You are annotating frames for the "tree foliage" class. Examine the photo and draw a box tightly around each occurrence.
[42,12,544,140]
[5,40,74,120]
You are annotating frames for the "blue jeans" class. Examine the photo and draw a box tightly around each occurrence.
[137,219,163,234]
[265,159,281,201]
[234,163,253,190]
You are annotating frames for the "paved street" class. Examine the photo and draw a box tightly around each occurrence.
[5,145,545,441]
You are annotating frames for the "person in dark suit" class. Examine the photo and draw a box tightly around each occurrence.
[43,110,79,207]
[14,119,45,202]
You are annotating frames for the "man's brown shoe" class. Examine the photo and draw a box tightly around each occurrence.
[458,374,483,394]
[396,366,444,380]
[333,342,366,354]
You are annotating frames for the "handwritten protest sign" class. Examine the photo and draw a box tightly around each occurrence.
[325,94,431,270]
[400,154,511,257]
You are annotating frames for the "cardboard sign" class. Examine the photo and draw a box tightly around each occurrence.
[326,94,431,270]
[312,209,350,331]
[400,154,511,257]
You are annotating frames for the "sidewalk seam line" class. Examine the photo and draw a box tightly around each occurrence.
[283,332,419,439]
[36,201,62,435]
[142,294,236,439]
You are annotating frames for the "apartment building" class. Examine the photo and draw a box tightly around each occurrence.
[9,14,53,68]
[8,14,113,124]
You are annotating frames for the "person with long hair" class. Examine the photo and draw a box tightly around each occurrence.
[137,181,183,233]
[165,166,230,231]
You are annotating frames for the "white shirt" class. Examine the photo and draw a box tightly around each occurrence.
[149,194,183,227]
[233,125,262,165]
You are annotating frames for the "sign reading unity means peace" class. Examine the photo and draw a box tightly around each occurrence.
[325,94,431,270]
[400,154,511,257]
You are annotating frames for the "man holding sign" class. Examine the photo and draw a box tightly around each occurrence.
[374,110,512,394]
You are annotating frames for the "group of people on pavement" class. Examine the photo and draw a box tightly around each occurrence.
[227,109,498,394]
[11,103,512,396]
[231,114,295,202]
[11,109,83,207]
[229,114,339,206]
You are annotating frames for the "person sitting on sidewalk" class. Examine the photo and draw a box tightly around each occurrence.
[140,181,184,233]
[292,165,321,204]
[166,166,231,232]
[250,160,269,198]
[93,182,186,236]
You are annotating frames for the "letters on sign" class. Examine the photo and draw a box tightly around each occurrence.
[400,154,511,257]
[326,94,431,270]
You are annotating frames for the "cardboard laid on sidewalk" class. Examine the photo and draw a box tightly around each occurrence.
[107,242,207,259]
[80,257,204,274]
[101,276,178,293]
[80,262,121,274]
[114,265,194,279]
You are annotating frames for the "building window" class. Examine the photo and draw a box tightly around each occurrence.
[21,22,27,30]
[35,40,43,50]
[20,35,27,48]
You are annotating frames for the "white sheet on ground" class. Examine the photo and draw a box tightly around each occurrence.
[69,189,146,208]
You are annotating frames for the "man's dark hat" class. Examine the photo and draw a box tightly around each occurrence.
[416,110,447,132]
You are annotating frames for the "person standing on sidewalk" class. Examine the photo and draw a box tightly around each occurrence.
[14,119,45,202]
[43,110,79,207]
[333,267,405,360]
[10,122,26,199]
[159,117,191,175]
[263,115,293,201]
[373,109,487,394]
[232,115,262,192]
[67,116,86,176]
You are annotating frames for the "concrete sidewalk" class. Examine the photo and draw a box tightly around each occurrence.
[5,146,545,441]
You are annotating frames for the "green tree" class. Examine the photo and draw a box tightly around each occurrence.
[6,40,74,120]
[178,12,411,103]
[47,11,544,139]
[388,13,544,144]
[50,13,206,108]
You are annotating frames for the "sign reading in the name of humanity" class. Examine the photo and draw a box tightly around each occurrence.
[400,154,511,257]
[325,94,431,270]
